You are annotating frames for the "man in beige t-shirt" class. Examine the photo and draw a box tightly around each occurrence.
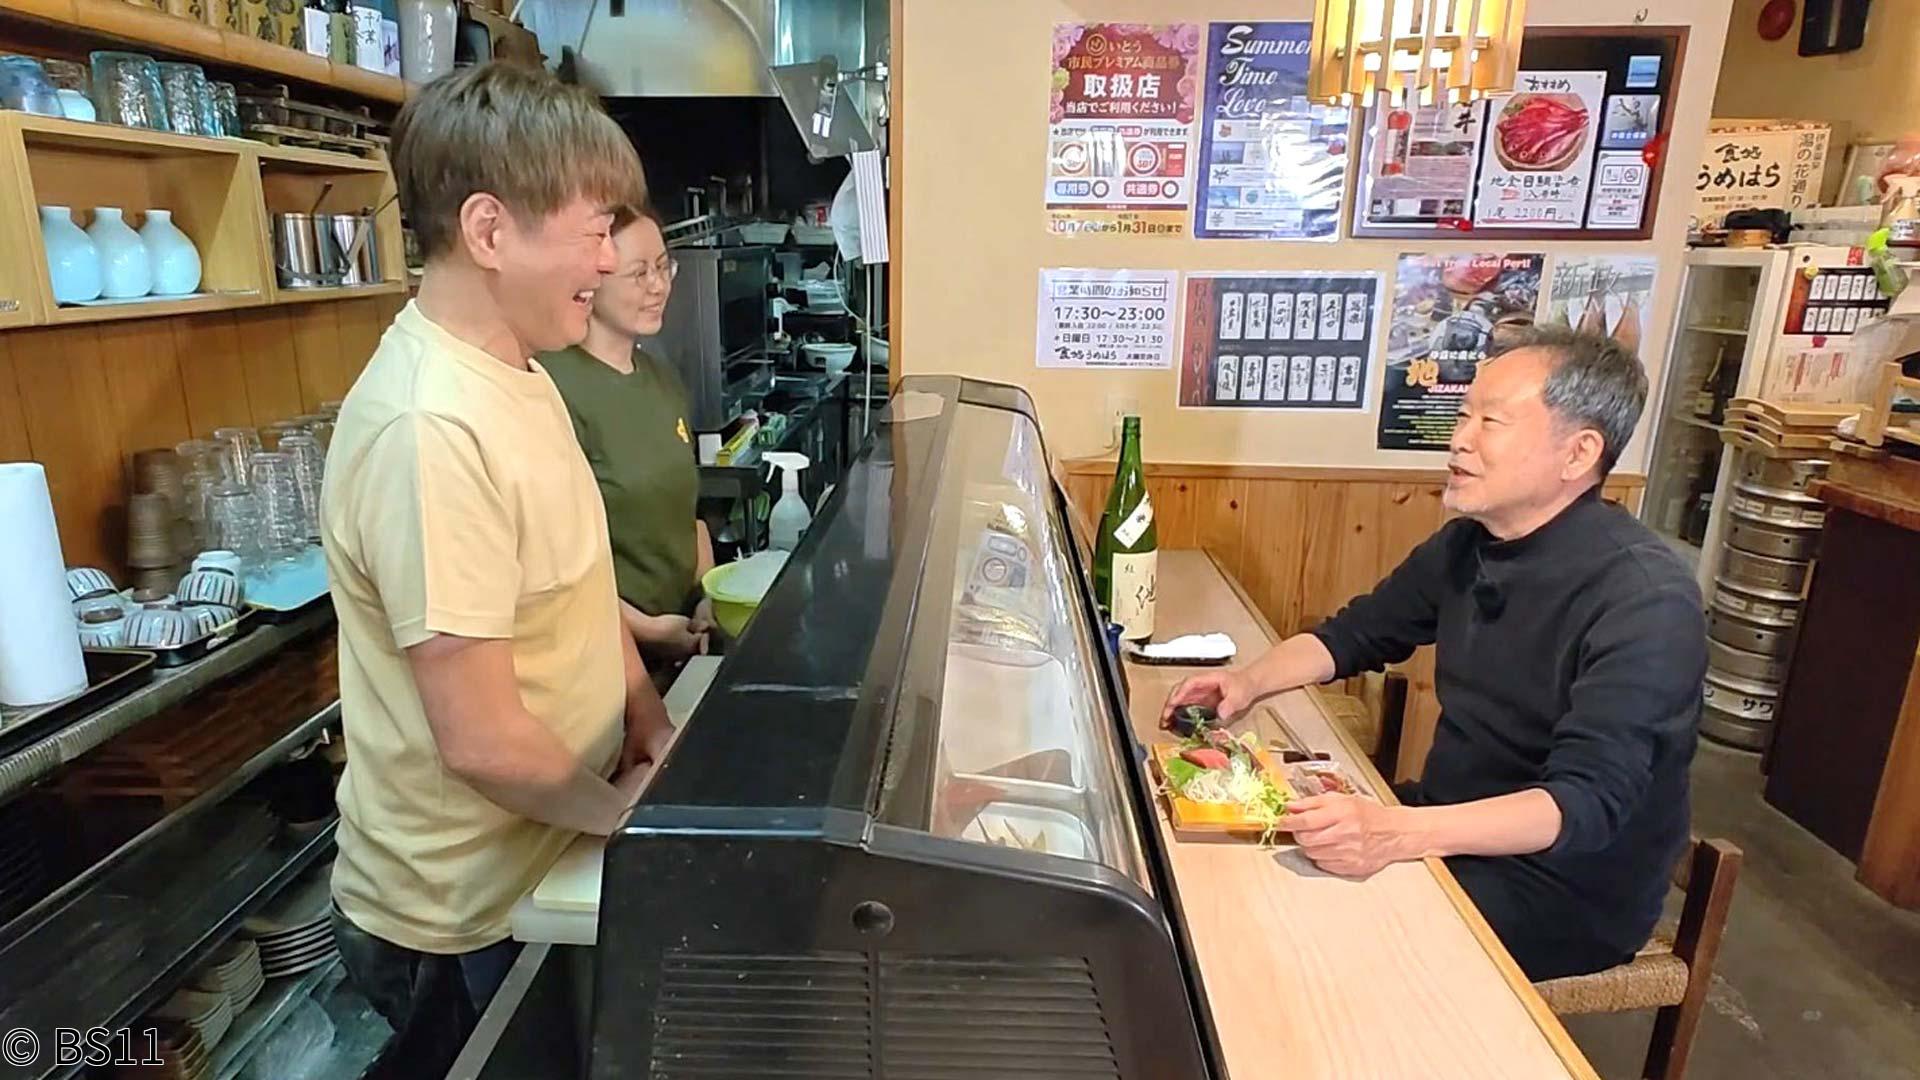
[321,64,671,1077]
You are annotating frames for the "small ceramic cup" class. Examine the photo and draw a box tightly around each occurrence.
[177,568,243,609]
[74,594,129,648]
[66,566,118,602]
[125,607,193,649]
[181,603,236,640]
[192,550,245,578]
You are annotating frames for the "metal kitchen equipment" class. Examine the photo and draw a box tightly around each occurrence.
[322,212,380,286]
[271,213,332,289]
[646,245,775,431]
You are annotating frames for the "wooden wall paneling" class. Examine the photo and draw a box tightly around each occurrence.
[96,318,192,462]
[171,311,255,435]
[287,303,345,409]
[231,308,305,423]
[8,324,125,569]
[332,297,386,389]
[1238,479,1309,638]
[1146,475,1199,550]
[0,333,30,460]
[1192,477,1252,580]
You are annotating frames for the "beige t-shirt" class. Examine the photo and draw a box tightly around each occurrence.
[323,301,625,954]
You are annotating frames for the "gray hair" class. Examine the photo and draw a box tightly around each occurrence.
[1488,326,1648,476]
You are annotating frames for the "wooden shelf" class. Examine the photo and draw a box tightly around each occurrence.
[47,289,264,324]
[270,281,405,306]
[0,111,403,329]
[252,141,388,174]
[1,0,416,106]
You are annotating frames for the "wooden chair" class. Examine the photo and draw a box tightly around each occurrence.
[1318,670,1408,779]
[1533,838,1744,1080]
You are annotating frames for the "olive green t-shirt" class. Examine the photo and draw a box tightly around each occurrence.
[537,345,699,617]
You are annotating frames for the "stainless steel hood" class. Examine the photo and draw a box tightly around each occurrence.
[522,0,872,98]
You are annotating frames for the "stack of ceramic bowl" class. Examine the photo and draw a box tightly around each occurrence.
[1702,454,1829,751]
[242,865,338,979]
[151,987,233,1053]
[68,566,129,648]
[118,1024,210,1080]
[192,939,265,1016]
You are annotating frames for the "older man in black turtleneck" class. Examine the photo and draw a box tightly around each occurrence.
[1166,327,1704,981]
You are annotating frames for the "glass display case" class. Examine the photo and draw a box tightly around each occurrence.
[1642,248,1792,589]
[592,376,1216,1080]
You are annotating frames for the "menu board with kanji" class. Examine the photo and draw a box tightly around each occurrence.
[1691,122,1832,231]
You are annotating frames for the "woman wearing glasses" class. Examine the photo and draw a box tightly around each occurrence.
[541,207,714,671]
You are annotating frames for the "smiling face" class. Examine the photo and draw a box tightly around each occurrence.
[1445,347,1604,533]
[489,195,621,353]
[590,216,673,340]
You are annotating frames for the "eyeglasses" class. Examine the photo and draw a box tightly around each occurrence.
[628,257,679,288]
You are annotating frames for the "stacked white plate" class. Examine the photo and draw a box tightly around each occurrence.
[242,865,339,978]
[152,988,233,1052]
[192,939,265,1015]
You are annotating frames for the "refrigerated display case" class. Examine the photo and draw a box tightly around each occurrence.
[589,375,1217,1079]
[1642,248,1792,590]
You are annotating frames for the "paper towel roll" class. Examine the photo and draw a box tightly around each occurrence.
[0,464,88,706]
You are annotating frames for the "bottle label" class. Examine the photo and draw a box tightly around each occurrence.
[1113,492,1154,548]
[1111,550,1157,640]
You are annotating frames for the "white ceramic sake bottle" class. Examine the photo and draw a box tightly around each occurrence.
[140,209,202,296]
[40,205,101,304]
[87,207,151,299]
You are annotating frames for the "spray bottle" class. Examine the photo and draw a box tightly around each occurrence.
[764,452,813,551]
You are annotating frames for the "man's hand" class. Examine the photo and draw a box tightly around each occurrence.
[1283,795,1417,878]
[1161,668,1256,728]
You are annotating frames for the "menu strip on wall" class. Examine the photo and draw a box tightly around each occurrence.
[1178,272,1380,410]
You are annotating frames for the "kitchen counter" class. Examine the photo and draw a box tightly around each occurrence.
[1767,452,1920,909]
[467,552,1594,1079]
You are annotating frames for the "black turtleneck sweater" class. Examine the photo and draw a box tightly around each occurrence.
[1313,486,1704,979]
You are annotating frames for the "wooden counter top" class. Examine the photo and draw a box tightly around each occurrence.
[1135,551,1595,1080]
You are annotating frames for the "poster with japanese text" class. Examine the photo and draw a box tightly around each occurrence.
[1474,71,1607,228]
[1539,255,1656,353]
[1692,122,1831,230]
[1587,151,1653,230]
[1047,23,1202,237]
[1359,98,1485,227]
[1036,268,1179,369]
[1177,272,1380,410]
[1193,21,1347,241]
[1378,252,1544,450]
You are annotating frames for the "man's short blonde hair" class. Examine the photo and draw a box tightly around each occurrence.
[391,63,646,260]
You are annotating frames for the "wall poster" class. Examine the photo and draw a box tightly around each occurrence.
[1047,22,1203,237]
[1035,268,1179,370]
[1378,252,1545,450]
[1474,70,1607,228]
[1193,21,1347,241]
[1692,121,1831,230]
[1539,254,1656,352]
[1177,272,1380,410]
[1358,98,1485,227]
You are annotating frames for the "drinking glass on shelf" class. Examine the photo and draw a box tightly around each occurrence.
[89,51,167,131]
[205,485,263,570]
[156,62,210,136]
[211,426,260,487]
[259,419,304,451]
[175,438,228,547]
[248,451,307,562]
[278,432,325,543]
[295,413,336,454]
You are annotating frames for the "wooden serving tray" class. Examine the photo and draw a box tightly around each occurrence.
[1149,743,1298,842]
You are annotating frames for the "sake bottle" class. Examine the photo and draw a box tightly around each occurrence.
[1093,416,1157,641]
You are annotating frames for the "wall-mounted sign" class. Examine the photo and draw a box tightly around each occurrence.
[1692,120,1831,230]
[1193,21,1347,241]
[1046,22,1202,237]
[1378,252,1544,450]
[1036,268,1178,369]
[1540,254,1656,352]
[1474,70,1607,229]
[1177,272,1380,410]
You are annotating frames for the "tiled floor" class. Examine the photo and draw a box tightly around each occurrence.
[1564,742,1920,1080]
